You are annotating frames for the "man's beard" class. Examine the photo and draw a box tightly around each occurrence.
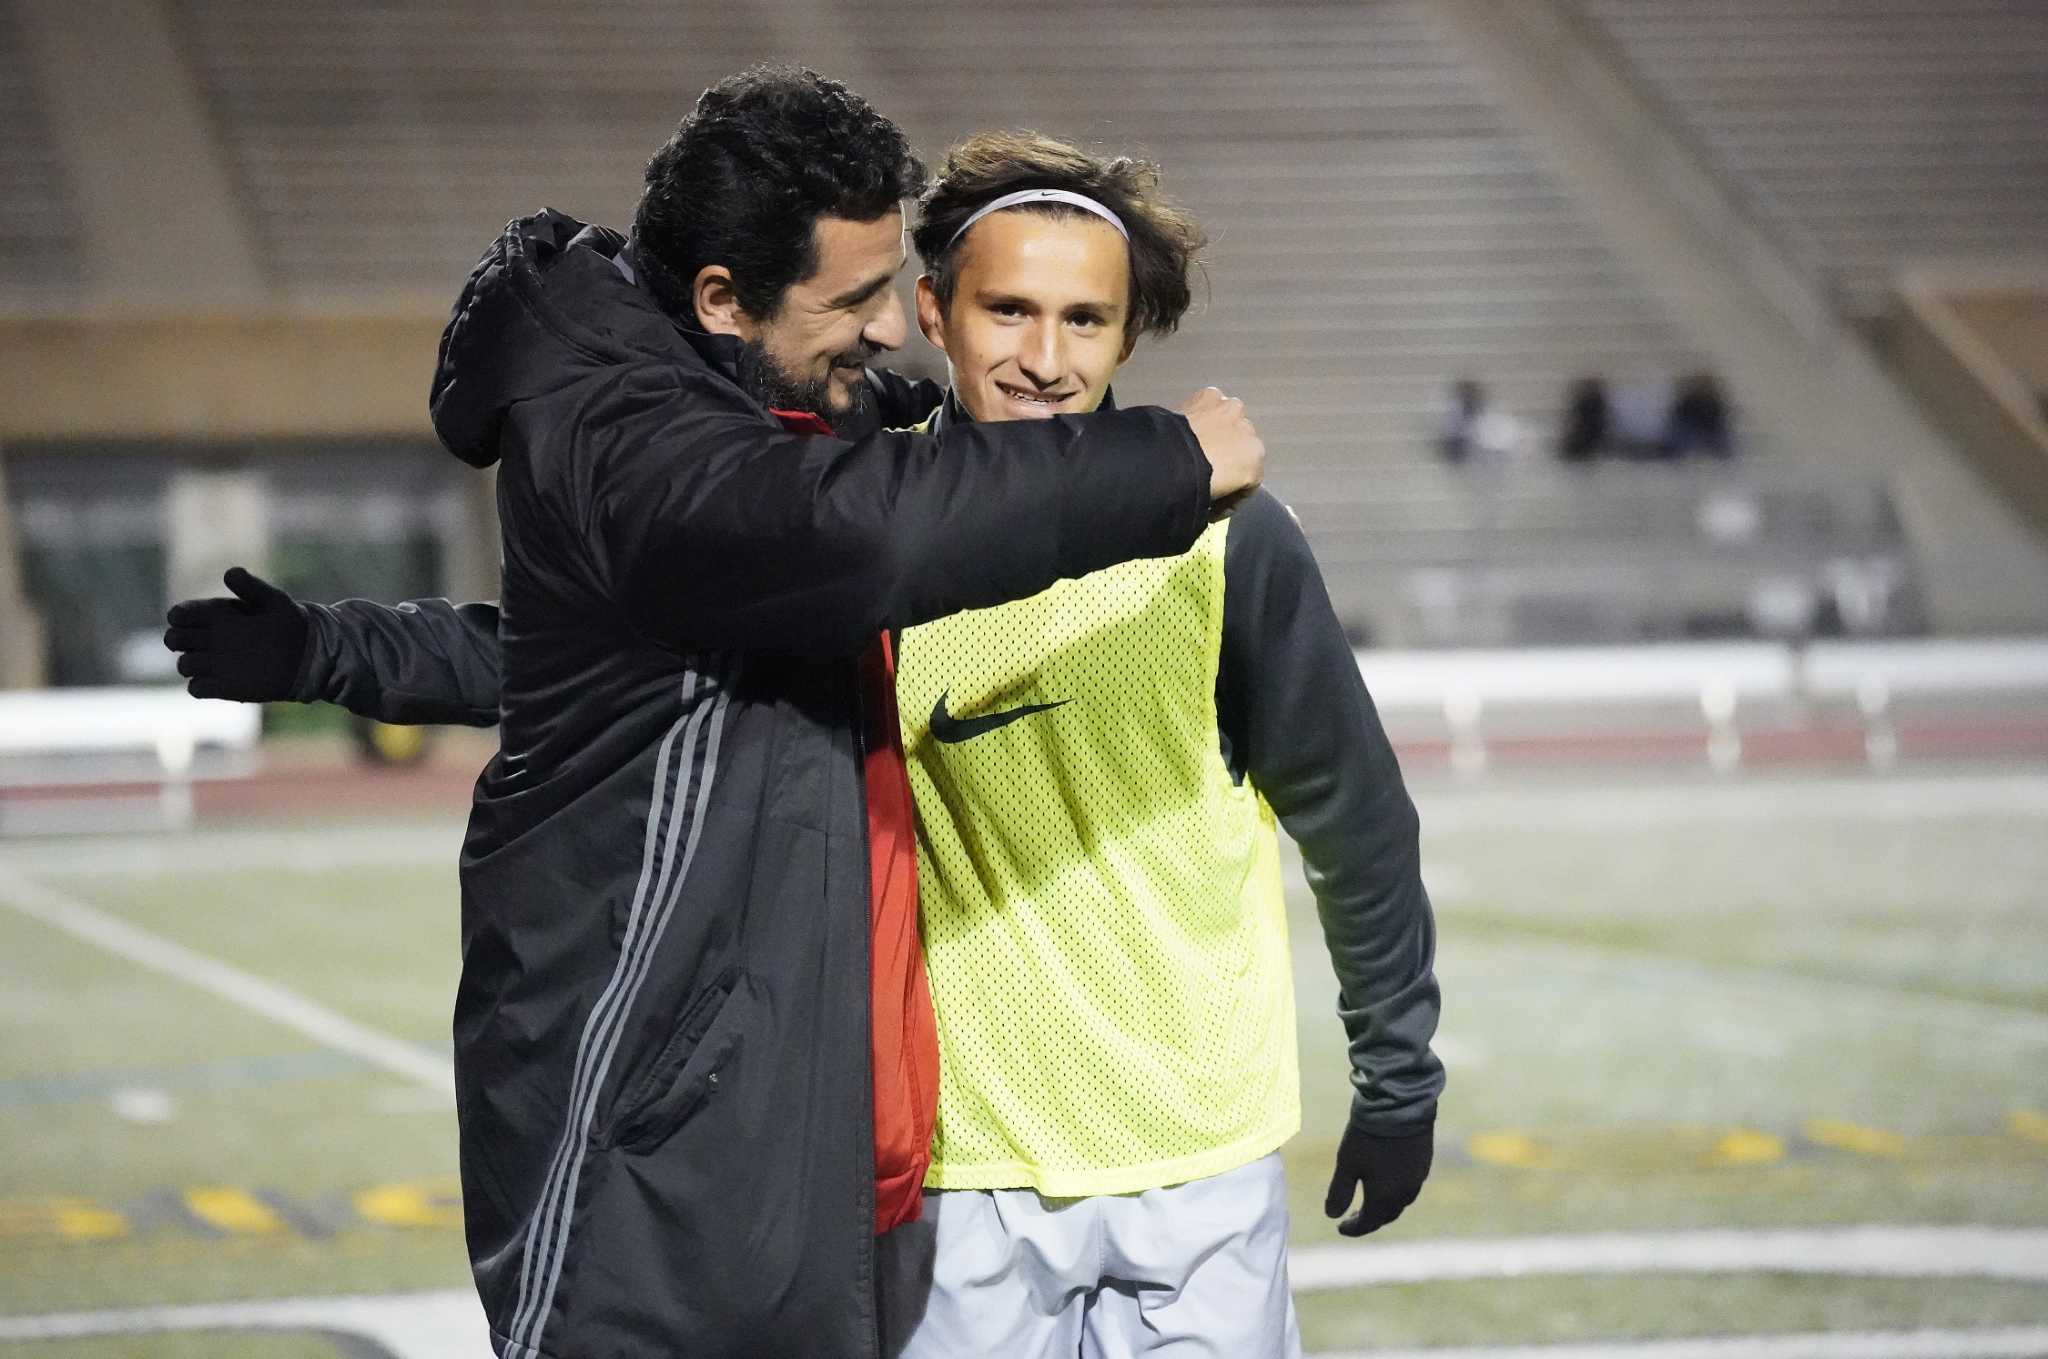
[737,338,878,423]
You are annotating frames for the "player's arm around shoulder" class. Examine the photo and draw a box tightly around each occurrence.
[1216,489,1444,1232]
[565,362,929,656]
[574,366,1217,657]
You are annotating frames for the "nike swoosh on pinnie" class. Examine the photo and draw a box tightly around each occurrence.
[929,691,1070,744]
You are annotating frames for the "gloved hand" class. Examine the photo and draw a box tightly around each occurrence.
[163,567,310,702]
[1323,1119,1433,1237]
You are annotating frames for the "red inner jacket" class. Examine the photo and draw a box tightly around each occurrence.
[774,409,937,1234]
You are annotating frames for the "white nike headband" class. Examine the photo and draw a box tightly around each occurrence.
[945,188,1130,250]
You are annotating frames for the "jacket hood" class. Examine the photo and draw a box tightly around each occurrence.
[429,210,722,467]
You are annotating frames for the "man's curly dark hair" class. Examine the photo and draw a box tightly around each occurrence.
[633,66,926,324]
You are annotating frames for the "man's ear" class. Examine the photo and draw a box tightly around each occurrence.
[914,275,949,355]
[1118,327,1140,365]
[693,265,748,337]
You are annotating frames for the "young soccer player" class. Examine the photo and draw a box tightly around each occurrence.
[878,132,1440,1358]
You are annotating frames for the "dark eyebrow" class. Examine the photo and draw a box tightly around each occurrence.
[975,290,1124,321]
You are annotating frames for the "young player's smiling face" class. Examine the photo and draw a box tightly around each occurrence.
[915,209,1135,423]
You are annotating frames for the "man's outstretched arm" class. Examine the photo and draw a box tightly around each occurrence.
[1215,491,1443,1237]
[165,567,503,727]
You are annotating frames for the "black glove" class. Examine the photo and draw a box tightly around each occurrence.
[1323,1119,1433,1237]
[163,567,310,702]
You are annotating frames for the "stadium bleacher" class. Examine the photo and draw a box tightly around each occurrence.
[1299,463,1916,645]
[2,0,2043,650]
[1577,0,2048,322]
[142,0,1740,644]
[0,0,84,299]
[158,0,1712,480]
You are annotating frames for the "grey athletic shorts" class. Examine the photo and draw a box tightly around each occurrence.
[877,1152,1302,1359]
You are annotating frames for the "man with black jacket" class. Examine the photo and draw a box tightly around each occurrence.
[165,71,1266,1359]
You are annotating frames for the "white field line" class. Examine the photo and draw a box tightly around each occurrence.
[1288,1226,2048,1292]
[0,865,455,1101]
[1412,772,2048,831]
[6,1229,2048,1359]
[1324,1327,2048,1359]
[0,1290,490,1358]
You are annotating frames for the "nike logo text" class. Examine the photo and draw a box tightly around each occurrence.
[929,691,1070,744]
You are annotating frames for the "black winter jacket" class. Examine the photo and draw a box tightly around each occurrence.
[411,211,1211,1358]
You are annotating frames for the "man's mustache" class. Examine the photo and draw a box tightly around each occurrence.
[829,341,884,369]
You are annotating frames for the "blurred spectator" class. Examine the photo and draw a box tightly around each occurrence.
[1557,376,1610,462]
[1661,370,1734,459]
[1438,377,1486,463]
[1438,378,1529,465]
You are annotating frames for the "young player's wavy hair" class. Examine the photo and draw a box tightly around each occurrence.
[633,66,926,323]
[912,130,1207,341]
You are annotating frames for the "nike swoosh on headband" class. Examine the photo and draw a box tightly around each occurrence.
[946,189,1129,250]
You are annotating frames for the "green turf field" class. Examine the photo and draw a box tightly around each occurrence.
[2,769,2045,1355]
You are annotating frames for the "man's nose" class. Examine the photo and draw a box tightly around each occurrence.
[1017,322,1064,386]
[865,288,908,352]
